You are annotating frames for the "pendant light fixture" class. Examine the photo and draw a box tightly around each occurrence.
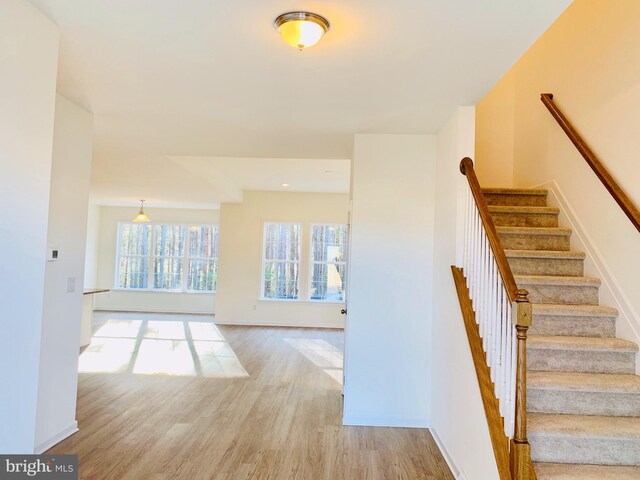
[132,199,151,223]
[274,11,330,51]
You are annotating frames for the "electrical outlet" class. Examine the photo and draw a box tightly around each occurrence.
[66,276,76,293]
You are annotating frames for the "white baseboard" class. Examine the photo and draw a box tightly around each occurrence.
[536,180,640,373]
[35,422,78,454]
[216,319,345,330]
[342,415,428,428]
[430,428,466,480]
[94,307,215,315]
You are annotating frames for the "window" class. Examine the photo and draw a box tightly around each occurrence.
[309,224,348,301]
[262,223,302,300]
[116,223,218,292]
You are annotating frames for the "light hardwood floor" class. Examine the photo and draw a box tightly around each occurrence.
[50,312,453,480]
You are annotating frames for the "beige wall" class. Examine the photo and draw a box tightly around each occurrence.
[215,190,349,328]
[475,68,516,187]
[93,206,219,314]
[475,0,640,344]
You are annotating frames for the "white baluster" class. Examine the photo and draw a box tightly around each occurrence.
[501,295,510,419]
[464,187,471,276]
[464,189,521,442]
[495,284,504,402]
[479,231,486,337]
[483,233,490,351]
[492,253,499,377]
[489,256,497,382]
[503,303,514,436]
[474,209,481,318]
[472,215,478,315]
[469,205,474,300]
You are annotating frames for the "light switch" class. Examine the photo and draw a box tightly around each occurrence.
[47,248,60,262]
[66,276,76,293]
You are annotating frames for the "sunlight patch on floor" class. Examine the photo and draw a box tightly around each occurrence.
[284,338,343,385]
[93,319,142,339]
[79,318,248,378]
[132,339,195,376]
[78,338,137,373]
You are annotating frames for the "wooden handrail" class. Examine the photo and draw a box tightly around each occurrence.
[460,157,519,302]
[541,93,640,233]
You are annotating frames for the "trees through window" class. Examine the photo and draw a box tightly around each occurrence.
[309,224,348,301]
[261,222,348,302]
[262,223,302,300]
[116,223,218,292]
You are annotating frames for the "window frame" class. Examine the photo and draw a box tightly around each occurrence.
[114,221,219,293]
[307,223,348,303]
[260,222,303,301]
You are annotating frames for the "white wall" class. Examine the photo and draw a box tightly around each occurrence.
[0,0,59,453]
[342,134,436,427]
[93,206,219,314]
[430,108,500,480]
[475,0,640,351]
[35,95,93,452]
[215,190,349,328]
[83,204,101,289]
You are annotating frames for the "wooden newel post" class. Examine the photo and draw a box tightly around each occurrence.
[511,289,532,480]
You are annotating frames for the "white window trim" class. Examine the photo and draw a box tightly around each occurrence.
[260,222,303,301]
[115,221,219,293]
[307,223,348,303]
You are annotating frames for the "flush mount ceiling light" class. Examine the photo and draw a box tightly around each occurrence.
[274,11,330,51]
[132,199,151,222]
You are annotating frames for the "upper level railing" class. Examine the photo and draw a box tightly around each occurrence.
[459,157,533,480]
[540,93,640,234]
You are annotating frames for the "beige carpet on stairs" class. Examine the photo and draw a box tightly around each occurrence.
[484,187,640,480]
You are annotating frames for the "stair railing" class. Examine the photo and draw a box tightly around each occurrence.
[541,93,640,233]
[458,157,533,480]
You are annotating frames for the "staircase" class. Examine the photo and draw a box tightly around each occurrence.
[485,187,640,480]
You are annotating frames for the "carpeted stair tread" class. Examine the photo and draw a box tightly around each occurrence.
[488,205,560,214]
[533,304,618,317]
[496,226,572,235]
[505,249,585,259]
[528,371,640,393]
[515,274,600,286]
[482,188,548,195]
[534,462,640,479]
[529,412,640,439]
[528,335,638,352]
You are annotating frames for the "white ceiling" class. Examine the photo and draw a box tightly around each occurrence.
[91,156,351,208]
[30,0,571,208]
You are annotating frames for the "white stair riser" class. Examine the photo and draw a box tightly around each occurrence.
[529,315,616,337]
[491,211,559,228]
[498,232,570,251]
[528,389,640,416]
[530,436,640,466]
[509,257,584,276]
[528,349,636,374]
